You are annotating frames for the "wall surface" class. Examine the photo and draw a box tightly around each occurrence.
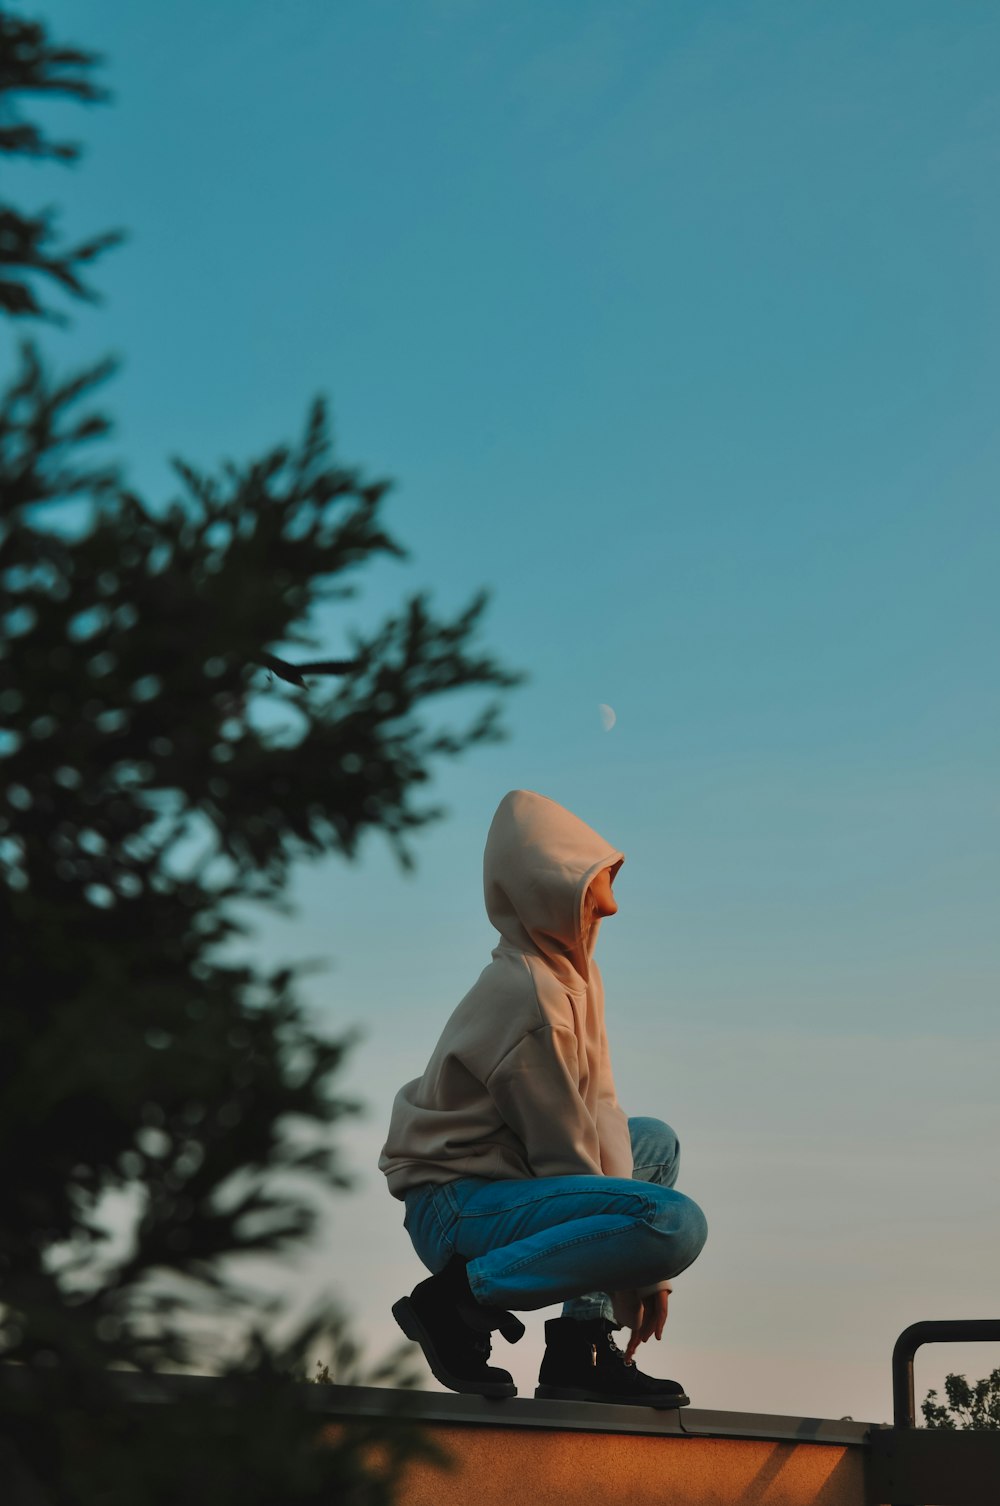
[322,1420,872,1506]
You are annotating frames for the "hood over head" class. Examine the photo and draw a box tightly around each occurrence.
[483,789,623,983]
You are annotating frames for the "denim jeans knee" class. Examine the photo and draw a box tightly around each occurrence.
[628,1116,681,1188]
[648,1185,708,1273]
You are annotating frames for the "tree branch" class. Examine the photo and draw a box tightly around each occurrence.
[254,651,358,688]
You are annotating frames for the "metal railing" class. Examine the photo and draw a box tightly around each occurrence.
[892,1319,1000,1429]
[868,1319,1000,1506]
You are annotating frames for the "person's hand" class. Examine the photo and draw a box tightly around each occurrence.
[611,1287,670,1362]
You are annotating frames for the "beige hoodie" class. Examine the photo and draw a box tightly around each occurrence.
[378,789,634,1198]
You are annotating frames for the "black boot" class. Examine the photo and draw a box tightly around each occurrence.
[392,1254,525,1399]
[535,1316,689,1409]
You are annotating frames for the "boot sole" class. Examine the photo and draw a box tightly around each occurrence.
[534,1383,689,1410]
[392,1297,516,1399]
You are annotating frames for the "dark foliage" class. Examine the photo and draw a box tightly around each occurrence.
[0,7,519,1500]
[0,13,125,320]
[922,1371,1000,1430]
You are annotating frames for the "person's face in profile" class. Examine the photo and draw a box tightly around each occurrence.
[586,865,618,925]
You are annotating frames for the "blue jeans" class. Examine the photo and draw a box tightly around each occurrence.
[401,1116,707,1325]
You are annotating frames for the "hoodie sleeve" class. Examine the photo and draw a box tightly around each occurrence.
[595,1022,634,1179]
[486,1025,605,1179]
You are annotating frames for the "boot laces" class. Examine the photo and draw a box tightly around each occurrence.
[606,1328,634,1367]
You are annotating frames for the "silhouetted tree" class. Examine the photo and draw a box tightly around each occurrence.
[0,9,125,320]
[0,8,518,1500]
[922,1371,1000,1430]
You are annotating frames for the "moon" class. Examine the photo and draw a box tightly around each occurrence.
[598,703,617,732]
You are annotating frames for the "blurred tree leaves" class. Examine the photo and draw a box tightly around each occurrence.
[0,10,125,320]
[922,1371,1000,1431]
[0,6,520,1500]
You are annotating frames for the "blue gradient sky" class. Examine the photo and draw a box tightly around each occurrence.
[18,1,1000,1420]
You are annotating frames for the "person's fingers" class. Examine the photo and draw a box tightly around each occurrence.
[626,1304,650,1349]
[622,1292,671,1359]
[626,1305,644,1361]
[637,1292,666,1343]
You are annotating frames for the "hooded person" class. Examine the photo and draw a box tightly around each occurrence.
[379,790,707,1405]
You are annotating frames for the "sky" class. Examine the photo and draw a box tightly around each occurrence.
[12,0,1000,1423]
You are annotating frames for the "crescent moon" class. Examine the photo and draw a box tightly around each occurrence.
[598,703,617,731]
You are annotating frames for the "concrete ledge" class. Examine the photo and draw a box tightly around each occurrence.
[303,1381,875,1446]
[28,1370,871,1448]
[309,1385,877,1506]
[0,1368,882,1505]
